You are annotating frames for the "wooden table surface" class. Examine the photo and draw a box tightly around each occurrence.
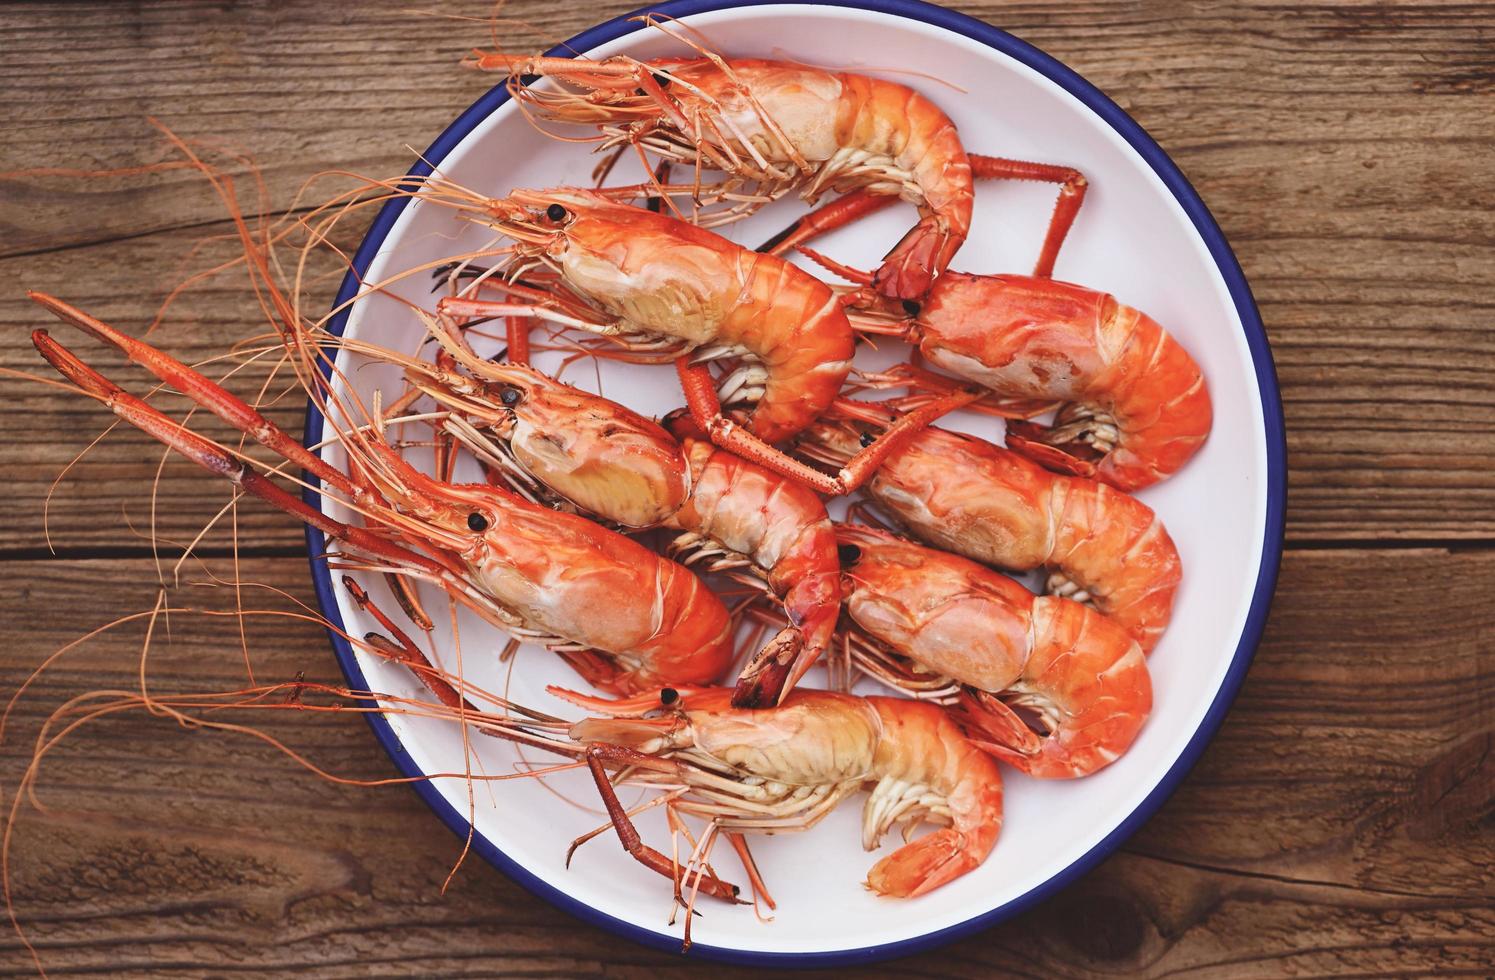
[2,1,1492,976]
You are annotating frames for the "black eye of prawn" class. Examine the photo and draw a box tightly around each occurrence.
[545,203,568,223]
[467,512,490,533]
[859,430,877,448]
[837,543,862,566]
[498,384,523,407]
[901,299,922,317]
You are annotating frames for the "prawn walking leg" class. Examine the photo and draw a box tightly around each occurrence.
[676,358,984,495]
[757,154,1089,279]
[582,744,742,904]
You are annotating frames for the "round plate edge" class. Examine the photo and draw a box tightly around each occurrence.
[301,0,1289,966]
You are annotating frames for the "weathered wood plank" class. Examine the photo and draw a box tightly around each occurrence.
[0,549,1489,976]
[2,1,1493,975]
[2,1,1494,542]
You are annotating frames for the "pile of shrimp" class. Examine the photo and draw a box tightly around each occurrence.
[6,14,1214,958]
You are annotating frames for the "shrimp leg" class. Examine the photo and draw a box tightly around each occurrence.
[675,357,983,495]
[757,154,1089,279]
[582,746,743,903]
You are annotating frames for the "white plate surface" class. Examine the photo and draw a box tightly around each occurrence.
[312,2,1278,961]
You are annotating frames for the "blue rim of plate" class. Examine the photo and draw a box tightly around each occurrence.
[305,0,1287,966]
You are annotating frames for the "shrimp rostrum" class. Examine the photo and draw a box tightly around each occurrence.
[27,292,734,695]
[836,524,1152,779]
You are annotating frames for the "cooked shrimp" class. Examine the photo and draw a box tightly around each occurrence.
[374,331,842,707]
[29,292,734,694]
[835,524,1152,778]
[425,183,975,495]
[910,274,1212,490]
[798,405,1181,651]
[563,687,1003,903]
[663,424,841,707]
[471,43,977,299]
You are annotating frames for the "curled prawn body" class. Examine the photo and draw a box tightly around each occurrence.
[799,413,1180,651]
[836,524,1152,779]
[571,688,1003,898]
[474,51,972,299]
[907,273,1212,490]
[462,187,854,444]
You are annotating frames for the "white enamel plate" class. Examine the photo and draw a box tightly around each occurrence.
[307,0,1286,965]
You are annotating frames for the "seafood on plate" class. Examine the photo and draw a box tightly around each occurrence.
[530,685,1004,944]
[418,183,977,494]
[764,195,1212,490]
[470,22,1087,301]
[834,524,1153,778]
[27,292,736,694]
[340,327,842,707]
[798,402,1181,651]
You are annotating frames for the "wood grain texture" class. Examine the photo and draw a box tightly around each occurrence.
[3,0,1493,542]
[0,0,1492,976]
[1,552,1489,977]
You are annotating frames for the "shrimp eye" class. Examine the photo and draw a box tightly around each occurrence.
[498,384,523,407]
[901,299,922,317]
[545,203,568,223]
[660,687,679,705]
[651,72,671,89]
[467,512,490,533]
[859,431,876,448]
[837,543,862,566]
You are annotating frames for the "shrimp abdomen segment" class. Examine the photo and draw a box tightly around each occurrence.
[687,690,881,785]
[918,273,1115,399]
[830,73,972,299]
[667,437,843,703]
[864,697,1003,897]
[1048,479,1181,652]
[725,252,854,442]
[1095,304,1212,488]
[960,597,1152,779]
[559,198,854,444]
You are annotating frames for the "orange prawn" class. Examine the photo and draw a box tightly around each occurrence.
[763,188,1211,490]
[471,27,1086,301]
[549,686,1003,935]
[836,524,1152,779]
[28,293,735,694]
[358,329,841,708]
[421,183,977,494]
[798,404,1181,651]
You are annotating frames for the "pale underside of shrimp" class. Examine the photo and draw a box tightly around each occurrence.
[526,685,1002,941]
